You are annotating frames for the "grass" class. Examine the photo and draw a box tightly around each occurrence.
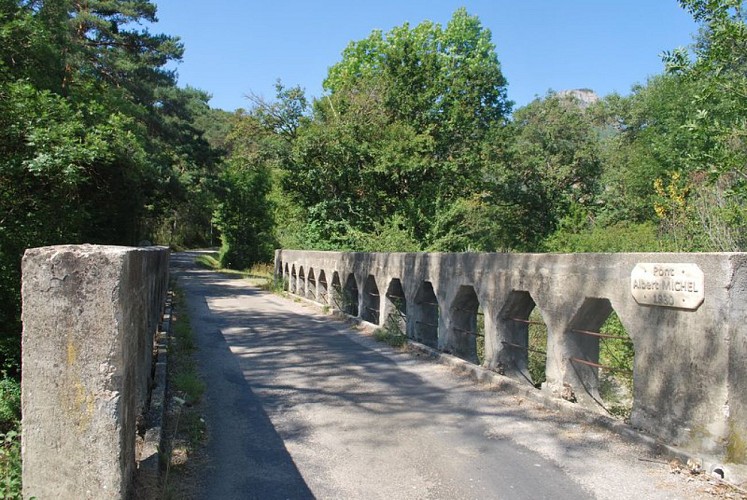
[158,284,207,499]
[194,253,220,270]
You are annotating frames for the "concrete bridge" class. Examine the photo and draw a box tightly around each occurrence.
[19,245,747,498]
[276,249,747,465]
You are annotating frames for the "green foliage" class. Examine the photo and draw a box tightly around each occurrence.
[324,8,510,136]
[485,92,603,249]
[346,215,422,253]
[195,253,220,270]
[476,308,485,365]
[525,309,548,387]
[214,162,275,269]
[0,378,20,434]
[0,430,21,500]
[170,286,205,405]
[374,314,407,348]
[173,371,205,405]
[0,0,223,375]
[257,4,747,255]
[213,108,283,269]
[599,313,635,378]
[655,0,747,250]
[544,206,667,252]
[599,313,635,420]
[282,9,511,251]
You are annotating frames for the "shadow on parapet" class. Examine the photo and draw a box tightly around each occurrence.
[411,281,439,349]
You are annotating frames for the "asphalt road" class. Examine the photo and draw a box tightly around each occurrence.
[172,252,709,500]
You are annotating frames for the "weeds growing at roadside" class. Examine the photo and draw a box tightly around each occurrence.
[159,283,207,498]
[195,253,221,270]
[374,314,407,348]
[0,430,21,499]
[0,375,21,499]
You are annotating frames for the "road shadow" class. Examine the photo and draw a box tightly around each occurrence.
[172,252,314,500]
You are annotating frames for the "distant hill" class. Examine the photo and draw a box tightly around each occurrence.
[557,88,599,108]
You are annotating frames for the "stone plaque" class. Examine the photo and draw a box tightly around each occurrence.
[631,263,704,310]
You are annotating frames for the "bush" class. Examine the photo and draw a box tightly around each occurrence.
[0,430,21,499]
[545,221,666,252]
[0,378,20,434]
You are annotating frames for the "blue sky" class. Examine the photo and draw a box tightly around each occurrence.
[150,1,700,111]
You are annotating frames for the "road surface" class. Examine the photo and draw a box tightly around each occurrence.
[172,251,712,499]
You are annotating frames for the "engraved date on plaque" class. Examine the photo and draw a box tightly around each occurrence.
[631,263,704,310]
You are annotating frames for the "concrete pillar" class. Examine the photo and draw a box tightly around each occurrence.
[22,245,169,499]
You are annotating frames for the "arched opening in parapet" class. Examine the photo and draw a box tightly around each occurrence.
[318,270,328,305]
[449,285,483,365]
[290,265,297,294]
[307,268,316,300]
[568,298,635,420]
[343,273,359,316]
[413,281,439,349]
[498,291,548,388]
[284,263,290,291]
[361,275,380,324]
[331,272,342,311]
[298,266,306,297]
[384,279,407,340]
[277,260,283,285]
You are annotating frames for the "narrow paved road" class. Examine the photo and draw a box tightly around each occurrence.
[172,252,709,500]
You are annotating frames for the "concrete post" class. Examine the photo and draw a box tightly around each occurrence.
[22,245,169,499]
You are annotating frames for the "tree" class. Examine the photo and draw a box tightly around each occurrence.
[657,0,747,250]
[284,9,511,250]
[0,0,220,373]
[213,111,278,268]
[468,92,603,250]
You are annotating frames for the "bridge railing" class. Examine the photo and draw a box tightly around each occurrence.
[276,249,747,465]
[22,244,170,499]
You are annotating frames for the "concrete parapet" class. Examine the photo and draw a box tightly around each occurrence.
[276,249,747,464]
[22,244,169,499]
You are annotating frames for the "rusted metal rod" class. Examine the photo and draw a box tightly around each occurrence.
[507,317,545,326]
[569,357,632,375]
[453,307,481,314]
[419,301,440,307]
[416,320,438,328]
[453,326,484,337]
[391,310,407,320]
[571,328,632,341]
[388,312,408,323]
[501,341,546,356]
